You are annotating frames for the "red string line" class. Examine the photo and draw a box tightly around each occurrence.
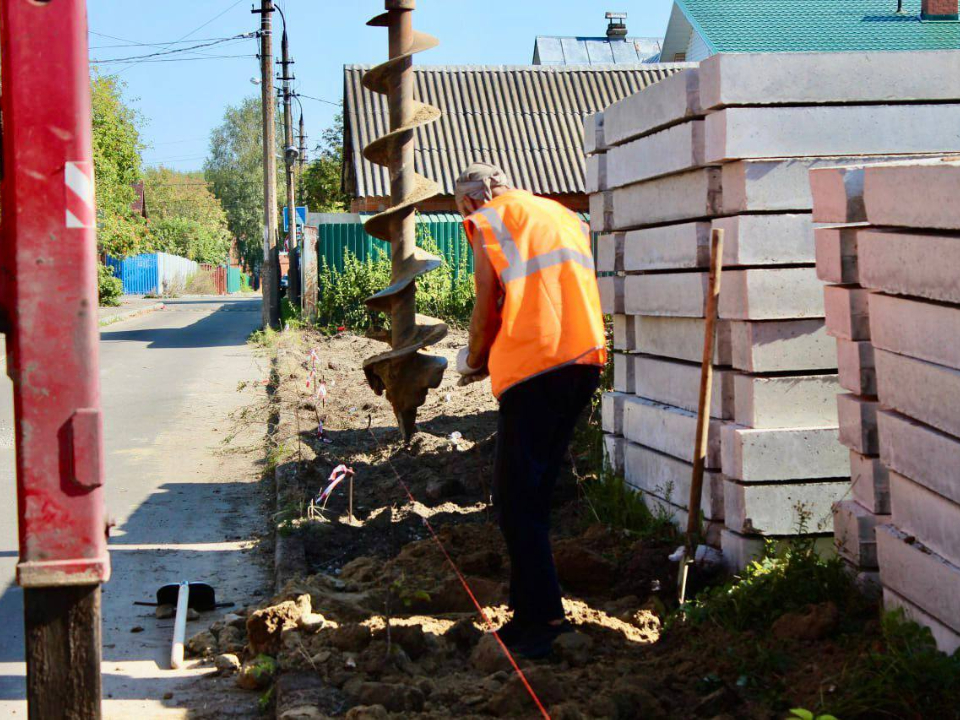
[365,422,552,720]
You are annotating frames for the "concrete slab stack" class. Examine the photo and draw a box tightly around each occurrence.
[588,50,960,571]
[811,176,889,584]
[809,158,960,653]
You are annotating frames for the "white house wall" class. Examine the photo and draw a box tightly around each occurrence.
[685,30,712,62]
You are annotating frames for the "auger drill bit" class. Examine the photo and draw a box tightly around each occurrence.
[361,0,447,442]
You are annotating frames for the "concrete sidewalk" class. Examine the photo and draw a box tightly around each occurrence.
[98,296,165,326]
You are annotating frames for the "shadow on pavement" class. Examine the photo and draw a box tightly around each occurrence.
[101,302,261,350]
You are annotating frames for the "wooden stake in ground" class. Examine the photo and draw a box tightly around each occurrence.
[686,228,725,545]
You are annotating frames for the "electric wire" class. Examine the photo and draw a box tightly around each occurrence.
[90,35,254,64]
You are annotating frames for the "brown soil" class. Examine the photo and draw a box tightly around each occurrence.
[187,329,880,719]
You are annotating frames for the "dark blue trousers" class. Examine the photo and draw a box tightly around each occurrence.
[493,364,601,626]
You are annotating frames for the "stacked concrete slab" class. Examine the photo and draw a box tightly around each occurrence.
[811,158,960,653]
[589,50,960,571]
[811,174,890,585]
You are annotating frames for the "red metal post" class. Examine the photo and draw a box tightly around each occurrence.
[0,0,108,714]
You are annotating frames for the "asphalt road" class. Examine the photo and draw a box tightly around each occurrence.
[0,295,270,718]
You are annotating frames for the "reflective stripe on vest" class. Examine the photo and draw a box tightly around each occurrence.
[472,206,594,282]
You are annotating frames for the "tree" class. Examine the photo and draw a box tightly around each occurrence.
[143,167,231,264]
[300,113,350,213]
[91,71,147,257]
[204,97,271,274]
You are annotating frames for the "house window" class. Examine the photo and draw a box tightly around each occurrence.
[673,52,686,61]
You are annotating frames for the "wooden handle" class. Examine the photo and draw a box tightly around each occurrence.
[686,228,724,544]
[170,581,190,670]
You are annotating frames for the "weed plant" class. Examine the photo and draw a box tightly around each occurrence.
[678,530,862,631]
[824,609,960,719]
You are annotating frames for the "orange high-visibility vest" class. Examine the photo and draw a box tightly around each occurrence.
[464,189,607,398]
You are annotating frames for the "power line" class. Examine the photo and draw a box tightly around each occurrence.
[89,32,244,49]
[96,53,256,65]
[107,0,249,77]
[90,34,254,64]
[298,93,341,108]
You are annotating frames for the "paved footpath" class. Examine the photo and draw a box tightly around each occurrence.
[0,295,270,718]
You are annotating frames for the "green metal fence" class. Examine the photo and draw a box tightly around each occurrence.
[312,211,595,276]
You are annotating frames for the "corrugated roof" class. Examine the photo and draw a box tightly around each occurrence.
[533,36,663,64]
[343,64,687,199]
[676,0,960,53]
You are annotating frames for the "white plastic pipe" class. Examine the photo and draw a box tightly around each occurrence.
[170,581,190,669]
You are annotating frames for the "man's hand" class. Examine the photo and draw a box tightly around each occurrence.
[456,347,489,386]
[456,347,484,376]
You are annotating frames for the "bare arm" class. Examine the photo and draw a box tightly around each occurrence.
[466,227,503,370]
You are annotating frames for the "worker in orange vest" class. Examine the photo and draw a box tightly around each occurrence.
[455,162,607,658]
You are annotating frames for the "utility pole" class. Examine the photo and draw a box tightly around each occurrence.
[1,1,108,716]
[254,0,279,328]
[279,20,300,306]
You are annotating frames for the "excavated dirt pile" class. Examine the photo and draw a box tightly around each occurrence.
[185,329,885,719]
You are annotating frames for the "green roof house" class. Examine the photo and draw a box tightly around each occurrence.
[659,0,960,62]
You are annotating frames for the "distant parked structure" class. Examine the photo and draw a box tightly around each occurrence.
[532,12,663,65]
[659,0,960,63]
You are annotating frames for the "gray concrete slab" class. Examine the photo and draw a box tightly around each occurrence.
[605,120,706,188]
[860,228,960,304]
[729,319,834,373]
[610,168,722,228]
[863,158,960,230]
[733,372,841,429]
[723,477,846,535]
[890,471,960,568]
[838,392,880,455]
[869,292,960,371]
[850,450,890,514]
[699,50,960,110]
[815,226,861,285]
[712,213,815,266]
[633,315,732,365]
[878,409,960,507]
[622,395,723,468]
[720,424,848,482]
[634,355,735,419]
[603,67,701,146]
[719,267,825,320]
[837,339,876,396]
[877,525,960,636]
[706,105,960,164]
[875,348,960,440]
[833,499,886,569]
[824,285,872,341]
[626,272,708,317]
[623,221,710,272]
[624,442,724,520]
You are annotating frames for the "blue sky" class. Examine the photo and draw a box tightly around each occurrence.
[88,0,673,173]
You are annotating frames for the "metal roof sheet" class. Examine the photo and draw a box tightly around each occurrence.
[533,36,663,65]
[674,0,960,53]
[343,64,687,199]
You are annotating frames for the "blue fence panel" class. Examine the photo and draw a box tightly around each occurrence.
[105,254,160,295]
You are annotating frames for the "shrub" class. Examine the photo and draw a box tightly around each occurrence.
[98,263,123,306]
[678,527,863,631]
[315,225,475,332]
[825,609,960,719]
[184,270,217,295]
